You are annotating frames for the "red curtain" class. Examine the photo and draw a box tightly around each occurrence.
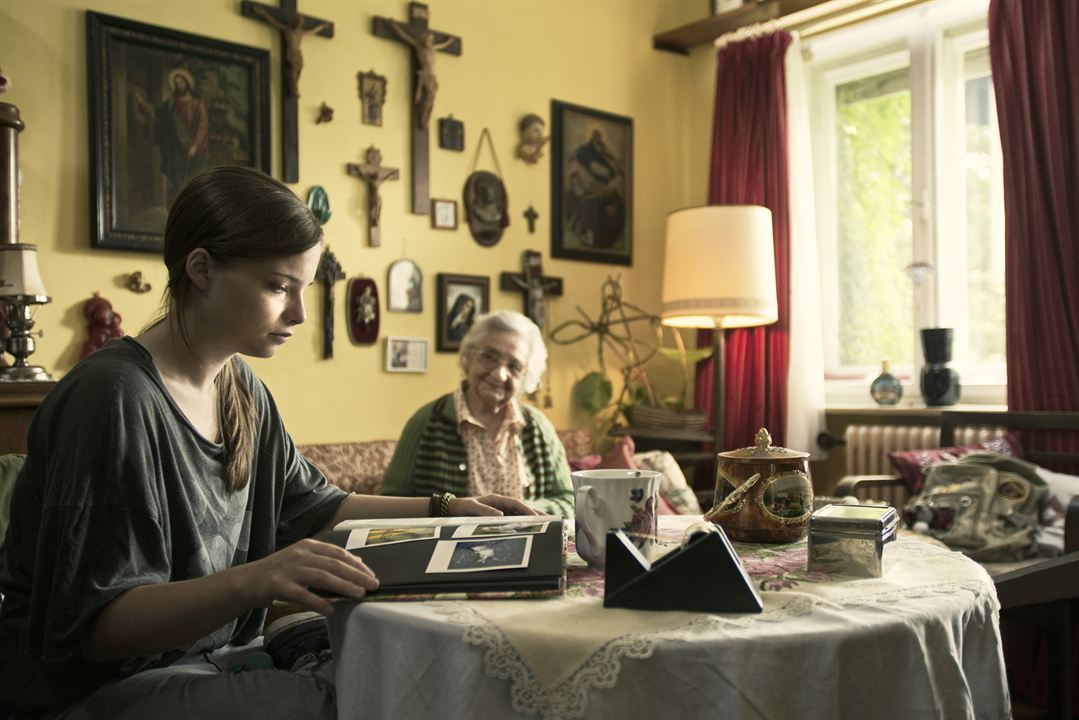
[990,0,1079,463]
[989,1,1079,709]
[695,32,792,450]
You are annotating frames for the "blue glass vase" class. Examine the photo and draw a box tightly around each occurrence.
[870,360,903,406]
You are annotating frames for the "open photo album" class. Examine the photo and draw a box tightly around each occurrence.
[319,515,567,600]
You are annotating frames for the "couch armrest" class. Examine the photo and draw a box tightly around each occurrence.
[833,474,910,509]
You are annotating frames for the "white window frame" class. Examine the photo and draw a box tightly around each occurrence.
[806,0,1005,407]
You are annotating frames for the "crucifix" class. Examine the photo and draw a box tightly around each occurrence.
[523,205,539,234]
[499,250,563,332]
[346,145,400,247]
[373,2,461,215]
[242,0,334,183]
[316,247,345,359]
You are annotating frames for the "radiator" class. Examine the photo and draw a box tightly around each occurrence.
[843,424,1006,476]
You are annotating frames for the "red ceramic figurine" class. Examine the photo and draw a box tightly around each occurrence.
[80,292,124,359]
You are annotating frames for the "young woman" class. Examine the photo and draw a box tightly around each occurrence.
[0,166,533,719]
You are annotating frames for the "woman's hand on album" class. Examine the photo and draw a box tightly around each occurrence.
[240,538,379,616]
[450,494,540,517]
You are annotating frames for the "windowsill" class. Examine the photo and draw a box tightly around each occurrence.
[825,380,1006,408]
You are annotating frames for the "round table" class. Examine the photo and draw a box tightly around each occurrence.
[329,517,1009,720]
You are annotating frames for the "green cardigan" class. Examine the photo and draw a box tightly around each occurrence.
[382,393,574,517]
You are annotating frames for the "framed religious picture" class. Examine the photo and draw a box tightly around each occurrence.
[385,336,428,373]
[436,273,489,353]
[550,100,633,266]
[431,198,458,230]
[358,69,387,127]
[87,11,271,252]
[386,258,423,312]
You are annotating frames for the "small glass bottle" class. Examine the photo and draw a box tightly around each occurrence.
[870,360,903,406]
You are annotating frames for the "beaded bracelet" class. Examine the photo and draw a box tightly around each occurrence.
[439,492,456,517]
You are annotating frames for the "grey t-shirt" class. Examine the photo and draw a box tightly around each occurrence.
[0,338,347,713]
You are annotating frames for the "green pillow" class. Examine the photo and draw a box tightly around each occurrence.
[0,453,26,565]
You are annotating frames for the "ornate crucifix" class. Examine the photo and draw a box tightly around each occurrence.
[316,247,345,359]
[242,0,334,183]
[499,250,563,332]
[346,145,400,247]
[373,2,461,215]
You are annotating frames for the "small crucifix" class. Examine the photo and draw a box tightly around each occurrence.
[499,250,563,332]
[242,0,334,183]
[373,2,461,215]
[316,246,345,359]
[523,205,539,234]
[346,146,400,248]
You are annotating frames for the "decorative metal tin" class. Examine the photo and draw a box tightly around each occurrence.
[808,504,898,578]
[704,427,813,543]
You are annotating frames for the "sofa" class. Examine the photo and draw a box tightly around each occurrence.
[297,428,703,516]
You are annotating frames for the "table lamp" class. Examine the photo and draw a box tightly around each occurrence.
[0,243,51,381]
[660,205,777,451]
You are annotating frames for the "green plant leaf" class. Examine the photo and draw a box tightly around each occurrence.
[575,372,613,415]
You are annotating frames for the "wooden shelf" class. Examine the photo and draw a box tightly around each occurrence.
[653,0,829,54]
[611,425,713,443]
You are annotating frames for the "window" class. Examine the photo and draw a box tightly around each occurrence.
[808,1,1004,404]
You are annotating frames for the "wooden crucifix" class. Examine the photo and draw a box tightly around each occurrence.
[523,205,539,234]
[316,246,345,359]
[242,0,334,183]
[499,250,563,332]
[346,145,400,248]
[373,2,461,215]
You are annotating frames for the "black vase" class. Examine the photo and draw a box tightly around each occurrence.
[919,328,960,406]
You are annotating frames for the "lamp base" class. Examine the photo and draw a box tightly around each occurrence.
[0,364,52,382]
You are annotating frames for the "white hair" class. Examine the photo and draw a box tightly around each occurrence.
[458,310,547,394]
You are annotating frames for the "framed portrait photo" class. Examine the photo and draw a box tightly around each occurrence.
[87,11,271,252]
[550,100,633,266]
[385,336,428,373]
[436,273,489,353]
[386,258,423,312]
[431,198,458,230]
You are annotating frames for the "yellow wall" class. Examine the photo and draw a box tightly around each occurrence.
[3,0,715,443]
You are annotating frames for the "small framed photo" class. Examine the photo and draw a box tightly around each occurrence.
[436,273,489,353]
[385,336,428,373]
[431,198,458,230]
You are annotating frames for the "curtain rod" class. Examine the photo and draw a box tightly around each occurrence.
[713,0,931,46]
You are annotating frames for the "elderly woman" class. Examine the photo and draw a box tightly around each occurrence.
[382,310,573,516]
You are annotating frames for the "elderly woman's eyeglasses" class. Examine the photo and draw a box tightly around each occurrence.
[475,349,526,379]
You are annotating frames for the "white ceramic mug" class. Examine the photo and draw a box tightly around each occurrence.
[572,469,662,570]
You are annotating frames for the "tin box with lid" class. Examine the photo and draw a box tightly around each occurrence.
[808,504,898,578]
[703,427,813,543]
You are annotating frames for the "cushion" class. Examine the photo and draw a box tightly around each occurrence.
[633,449,703,516]
[1034,465,1079,553]
[298,442,396,495]
[888,436,1017,493]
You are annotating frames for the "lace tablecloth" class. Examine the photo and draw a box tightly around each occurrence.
[330,517,1009,720]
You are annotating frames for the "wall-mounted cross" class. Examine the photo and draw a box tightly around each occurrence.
[372,2,461,215]
[500,250,563,331]
[523,205,539,234]
[316,246,345,359]
[242,0,333,183]
[346,146,400,247]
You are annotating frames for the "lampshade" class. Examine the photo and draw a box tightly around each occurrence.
[0,243,49,301]
[660,205,777,329]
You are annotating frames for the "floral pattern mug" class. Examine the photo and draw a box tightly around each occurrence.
[572,469,661,570]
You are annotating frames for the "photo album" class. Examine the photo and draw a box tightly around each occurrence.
[318,516,567,600]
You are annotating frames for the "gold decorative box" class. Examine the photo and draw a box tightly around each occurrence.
[808,504,898,578]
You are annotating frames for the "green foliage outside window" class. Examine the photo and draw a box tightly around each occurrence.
[835,69,914,368]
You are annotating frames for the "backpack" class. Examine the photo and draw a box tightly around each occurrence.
[902,453,1048,562]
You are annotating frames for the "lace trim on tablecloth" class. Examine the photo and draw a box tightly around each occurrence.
[433,540,997,720]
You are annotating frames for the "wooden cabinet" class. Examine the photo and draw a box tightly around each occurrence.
[0,381,56,454]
